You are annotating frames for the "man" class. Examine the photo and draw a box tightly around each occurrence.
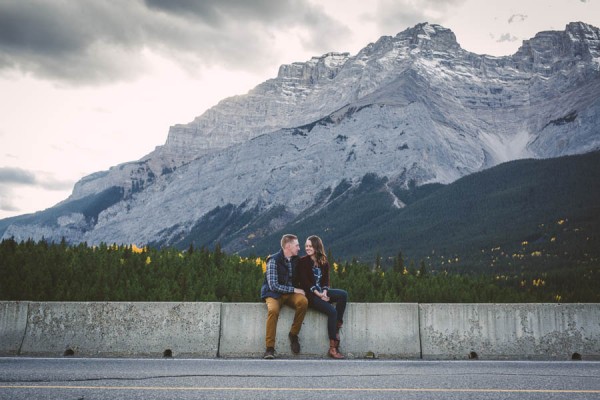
[260,234,308,359]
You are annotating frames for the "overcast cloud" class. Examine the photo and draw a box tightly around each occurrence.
[0,167,36,185]
[508,14,528,24]
[0,167,73,213]
[0,194,19,212]
[497,33,519,43]
[0,0,349,85]
[0,167,73,190]
[0,167,75,213]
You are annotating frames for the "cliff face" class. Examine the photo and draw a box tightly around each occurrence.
[2,22,599,248]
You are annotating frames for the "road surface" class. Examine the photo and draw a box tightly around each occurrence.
[1,357,599,399]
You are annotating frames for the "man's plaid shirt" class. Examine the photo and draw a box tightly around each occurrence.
[265,255,295,294]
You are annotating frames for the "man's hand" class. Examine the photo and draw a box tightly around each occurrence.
[294,288,306,296]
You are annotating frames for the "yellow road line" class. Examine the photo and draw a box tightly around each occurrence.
[1,385,599,394]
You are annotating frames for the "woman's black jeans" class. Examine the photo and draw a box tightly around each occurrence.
[308,288,348,340]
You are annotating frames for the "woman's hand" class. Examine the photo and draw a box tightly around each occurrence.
[314,290,329,302]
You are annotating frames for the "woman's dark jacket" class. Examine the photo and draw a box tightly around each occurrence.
[296,255,330,296]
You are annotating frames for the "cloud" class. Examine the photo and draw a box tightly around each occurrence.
[0,194,20,212]
[0,167,36,185]
[0,182,20,212]
[508,14,527,24]
[0,2,145,84]
[496,33,519,43]
[0,167,74,212]
[0,0,349,85]
[0,167,73,190]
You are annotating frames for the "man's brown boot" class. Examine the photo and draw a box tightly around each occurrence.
[263,347,275,359]
[289,333,300,354]
[328,339,344,359]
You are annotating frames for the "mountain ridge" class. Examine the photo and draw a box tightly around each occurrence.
[2,22,599,260]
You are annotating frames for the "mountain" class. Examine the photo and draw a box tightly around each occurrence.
[1,22,599,263]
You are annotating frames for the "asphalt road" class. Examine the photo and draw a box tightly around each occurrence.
[1,357,599,400]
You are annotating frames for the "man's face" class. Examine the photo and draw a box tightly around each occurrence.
[286,239,300,256]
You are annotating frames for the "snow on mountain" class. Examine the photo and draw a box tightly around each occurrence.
[2,22,599,248]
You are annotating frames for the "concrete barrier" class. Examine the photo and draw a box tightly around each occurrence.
[344,303,421,358]
[0,301,29,356]
[219,303,420,358]
[2,301,599,359]
[419,303,600,360]
[19,302,221,357]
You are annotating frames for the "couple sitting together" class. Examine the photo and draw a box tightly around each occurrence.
[260,234,348,359]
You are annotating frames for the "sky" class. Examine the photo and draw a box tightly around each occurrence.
[0,0,598,220]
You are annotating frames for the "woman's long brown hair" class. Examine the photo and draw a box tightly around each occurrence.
[308,235,328,267]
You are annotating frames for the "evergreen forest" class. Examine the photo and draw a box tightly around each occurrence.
[1,238,598,303]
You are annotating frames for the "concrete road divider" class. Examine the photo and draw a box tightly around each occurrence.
[419,303,600,360]
[218,303,420,358]
[344,303,421,358]
[19,302,221,357]
[2,302,598,359]
[0,301,29,356]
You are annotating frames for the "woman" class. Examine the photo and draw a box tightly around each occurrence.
[297,235,348,359]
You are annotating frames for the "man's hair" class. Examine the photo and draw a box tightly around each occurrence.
[280,234,298,249]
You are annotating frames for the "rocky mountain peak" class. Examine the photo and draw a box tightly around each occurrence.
[397,22,460,51]
[566,21,600,42]
[513,22,600,74]
[566,21,600,62]
[357,23,460,62]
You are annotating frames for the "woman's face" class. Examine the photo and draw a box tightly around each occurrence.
[305,240,315,256]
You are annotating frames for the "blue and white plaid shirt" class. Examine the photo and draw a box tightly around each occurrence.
[266,255,295,294]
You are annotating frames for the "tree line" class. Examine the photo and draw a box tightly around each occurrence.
[0,238,598,303]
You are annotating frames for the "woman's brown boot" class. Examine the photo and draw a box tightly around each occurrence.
[335,321,343,350]
[329,339,344,359]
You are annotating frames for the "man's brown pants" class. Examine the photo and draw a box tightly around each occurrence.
[265,293,308,348]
